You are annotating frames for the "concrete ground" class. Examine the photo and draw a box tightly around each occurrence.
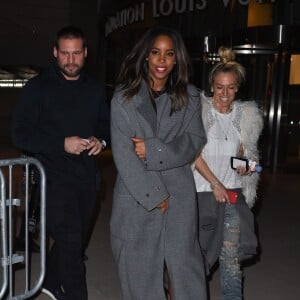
[1,142,300,300]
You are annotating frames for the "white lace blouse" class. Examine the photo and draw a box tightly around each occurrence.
[193,105,242,192]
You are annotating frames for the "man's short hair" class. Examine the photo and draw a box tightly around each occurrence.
[55,26,87,49]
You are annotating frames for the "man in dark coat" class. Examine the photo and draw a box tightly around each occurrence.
[11,26,110,300]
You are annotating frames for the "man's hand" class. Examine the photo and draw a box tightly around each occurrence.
[157,198,169,213]
[64,136,90,155]
[132,137,146,159]
[64,136,104,156]
[86,136,104,156]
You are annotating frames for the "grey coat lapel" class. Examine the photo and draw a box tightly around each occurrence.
[134,82,157,135]
[156,93,169,134]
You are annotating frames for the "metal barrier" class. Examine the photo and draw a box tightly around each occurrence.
[0,157,46,299]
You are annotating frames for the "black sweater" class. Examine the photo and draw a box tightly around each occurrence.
[12,63,110,183]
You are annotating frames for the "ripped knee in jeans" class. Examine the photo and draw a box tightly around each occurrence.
[220,239,240,263]
[220,240,241,277]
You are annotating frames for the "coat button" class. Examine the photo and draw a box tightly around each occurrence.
[160,161,163,164]
[146,193,150,197]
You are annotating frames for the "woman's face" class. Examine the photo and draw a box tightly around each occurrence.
[147,35,176,91]
[212,71,239,112]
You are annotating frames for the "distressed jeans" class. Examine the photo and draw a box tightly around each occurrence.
[219,204,242,300]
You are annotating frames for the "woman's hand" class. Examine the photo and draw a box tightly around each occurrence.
[132,137,146,159]
[212,183,230,204]
[157,198,169,213]
[235,165,252,176]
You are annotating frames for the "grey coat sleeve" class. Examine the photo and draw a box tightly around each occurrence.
[111,96,170,211]
[144,99,207,171]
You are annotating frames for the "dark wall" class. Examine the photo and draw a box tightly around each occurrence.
[70,0,103,77]
[0,89,21,139]
[0,0,101,71]
[0,0,71,67]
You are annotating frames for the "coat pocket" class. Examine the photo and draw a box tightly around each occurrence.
[111,193,163,241]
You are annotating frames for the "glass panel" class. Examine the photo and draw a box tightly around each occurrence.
[289,55,300,85]
[238,52,300,173]
[280,83,300,172]
[235,54,275,168]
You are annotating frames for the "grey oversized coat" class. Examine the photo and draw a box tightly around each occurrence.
[110,81,207,300]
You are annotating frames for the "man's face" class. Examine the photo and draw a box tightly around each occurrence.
[53,37,87,80]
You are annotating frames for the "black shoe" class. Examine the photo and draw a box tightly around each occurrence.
[41,286,66,300]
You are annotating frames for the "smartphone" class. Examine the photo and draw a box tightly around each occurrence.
[227,190,238,204]
[230,156,249,171]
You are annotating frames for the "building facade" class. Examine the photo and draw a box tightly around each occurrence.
[99,0,300,172]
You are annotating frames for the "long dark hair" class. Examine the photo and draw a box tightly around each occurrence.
[117,26,191,112]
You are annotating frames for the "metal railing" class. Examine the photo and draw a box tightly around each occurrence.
[0,157,46,299]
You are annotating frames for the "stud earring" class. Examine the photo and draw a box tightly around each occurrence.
[174,61,176,64]
[146,57,148,61]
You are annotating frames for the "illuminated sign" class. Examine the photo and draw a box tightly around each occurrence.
[105,0,277,36]
[105,3,144,37]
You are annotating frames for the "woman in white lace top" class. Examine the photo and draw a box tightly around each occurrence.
[193,47,263,300]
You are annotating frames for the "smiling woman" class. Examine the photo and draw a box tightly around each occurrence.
[193,46,263,300]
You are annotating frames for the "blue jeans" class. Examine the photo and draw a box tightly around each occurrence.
[219,204,242,300]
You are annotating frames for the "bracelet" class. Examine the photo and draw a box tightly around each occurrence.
[100,139,107,150]
[210,180,220,191]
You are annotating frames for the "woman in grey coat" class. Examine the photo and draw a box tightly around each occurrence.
[110,27,207,300]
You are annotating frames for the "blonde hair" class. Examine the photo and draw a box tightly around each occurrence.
[209,46,245,88]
